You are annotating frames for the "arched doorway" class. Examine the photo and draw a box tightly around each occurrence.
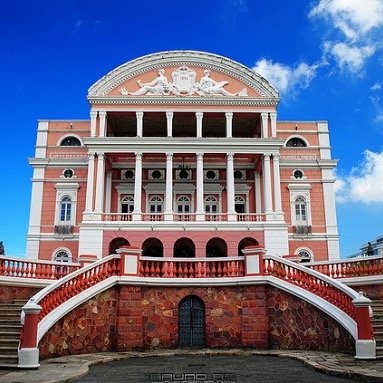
[238,238,259,257]
[206,237,227,257]
[142,238,164,257]
[174,238,195,258]
[178,296,206,347]
[109,237,130,254]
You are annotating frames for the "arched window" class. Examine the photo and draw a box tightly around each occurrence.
[206,238,227,257]
[121,195,134,213]
[60,136,81,146]
[60,196,72,222]
[177,196,191,214]
[54,249,70,263]
[297,249,312,263]
[286,137,307,147]
[142,238,164,257]
[149,196,163,214]
[235,196,246,214]
[205,195,218,217]
[294,196,307,224]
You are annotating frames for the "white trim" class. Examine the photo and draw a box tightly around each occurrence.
[56,133,84,147]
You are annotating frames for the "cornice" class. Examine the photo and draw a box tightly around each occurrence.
[87,95,279,107]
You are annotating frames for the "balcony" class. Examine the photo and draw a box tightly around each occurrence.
[293,225,312,235]
[102,212,265,222]
[54,225,74,235]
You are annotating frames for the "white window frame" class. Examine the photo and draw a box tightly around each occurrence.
[55,183,79,226]
[52,247,72,263]
[287,184,312,227]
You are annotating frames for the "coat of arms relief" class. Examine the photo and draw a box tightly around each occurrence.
[119,66,248,97]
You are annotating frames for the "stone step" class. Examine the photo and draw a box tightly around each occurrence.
[0,354,18,366]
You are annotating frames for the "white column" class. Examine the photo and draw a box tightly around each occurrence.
[166,112,173,137]
[196,112,203,138]
[94,153,105,214]
[105,171,112,214]
[98,111,107,137]
[85,153,96,213]
[164,153,173,221]
[225,112,233,138]
[263,153,273,217]
[196,153,204,221]
[273,154,283,216]
[132,152,142,220]
[136,111,144,137]
[227,153,236,221]
[261,112,269,138]
[254,172,261,215]
[270,112,277,138]
[90,111,97,137]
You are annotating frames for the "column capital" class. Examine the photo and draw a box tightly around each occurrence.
[97,152,105,160]
[136,111,144,118]
[263,152,272,159]
[166,111,174,118]
[88,152,96,160]
[196,152,204,159]
[135,152,143,159]
[98,111,107,117]
[166,152,173,160]
[225,112,233,119]
[195,112,204,119]
[90,110,98,118]
[261,112,269,118]
[269,111,277,117]
[227,152,234,160]
[273,153,280,161]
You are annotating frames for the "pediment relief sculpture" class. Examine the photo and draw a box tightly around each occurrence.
[119,67,247,97]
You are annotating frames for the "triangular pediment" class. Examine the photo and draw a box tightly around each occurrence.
[88,51,279,103]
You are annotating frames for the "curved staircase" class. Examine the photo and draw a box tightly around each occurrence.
[371,300,383,359]
[0,300,25,367]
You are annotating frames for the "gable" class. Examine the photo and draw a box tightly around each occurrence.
[88,51,279,103]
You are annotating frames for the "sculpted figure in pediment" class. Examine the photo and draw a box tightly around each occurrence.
[197,70,247,96]
[120,69,176,96]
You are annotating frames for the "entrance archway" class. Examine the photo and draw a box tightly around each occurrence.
[142,238,164,257]
[238,237,259,257]
[174,238,195,258]
[109,237,130,254]
[206,237,227,257]
[178,296,206,347]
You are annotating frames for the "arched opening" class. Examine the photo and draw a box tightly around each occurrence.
[206,237,227,257]
[142,238,164,257]
[109,237,130,254]
[174,238,195,258]
[238,238,259,257]
[286,137,307,147]
[178,295,206,347]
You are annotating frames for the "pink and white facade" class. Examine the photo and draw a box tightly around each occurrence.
[26,51,340,263]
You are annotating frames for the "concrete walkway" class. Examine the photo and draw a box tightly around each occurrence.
[0,350,382,383]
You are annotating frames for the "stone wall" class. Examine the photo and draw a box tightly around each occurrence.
[267,287,354,352]
[0,285,42,303]
[39,284,354,359]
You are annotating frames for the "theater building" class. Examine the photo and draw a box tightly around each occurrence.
[26,50,340,263]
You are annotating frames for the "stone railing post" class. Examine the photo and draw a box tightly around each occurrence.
[241,245,266,276]
[353,292,376,359]
[78,254,98,267]
[117,246,142,276]
[18,299,42,368]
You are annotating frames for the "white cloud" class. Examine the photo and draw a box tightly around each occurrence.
[323,42,375,73]
[252,59,318,96]
[310,0,383,74]
[336,150,383,203]
[310,0,383,41]
[371,83,382,92]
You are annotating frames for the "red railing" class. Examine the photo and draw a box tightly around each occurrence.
[263,255,357,319]
[307,255,383,279]
[34,255,120,320]
[0,256,80,280]
[139,257,245,278]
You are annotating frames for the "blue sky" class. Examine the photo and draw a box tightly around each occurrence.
[1,0,383,257]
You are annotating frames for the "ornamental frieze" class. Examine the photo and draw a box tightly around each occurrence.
[119,66,248,97]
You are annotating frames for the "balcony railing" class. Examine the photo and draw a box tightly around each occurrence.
[139,257,245,278]
[102,212,264,222]
[54,225,73,235]
[0,256,80,280]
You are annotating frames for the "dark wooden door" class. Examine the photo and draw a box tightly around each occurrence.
[178,296,205,347]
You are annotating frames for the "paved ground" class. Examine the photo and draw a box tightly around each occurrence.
[0,350,382,383]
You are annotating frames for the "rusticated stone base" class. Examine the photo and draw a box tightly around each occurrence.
[40,289,118,358]
[0,285,42,303]
[267,287,355,352]
[39,284,355,359]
